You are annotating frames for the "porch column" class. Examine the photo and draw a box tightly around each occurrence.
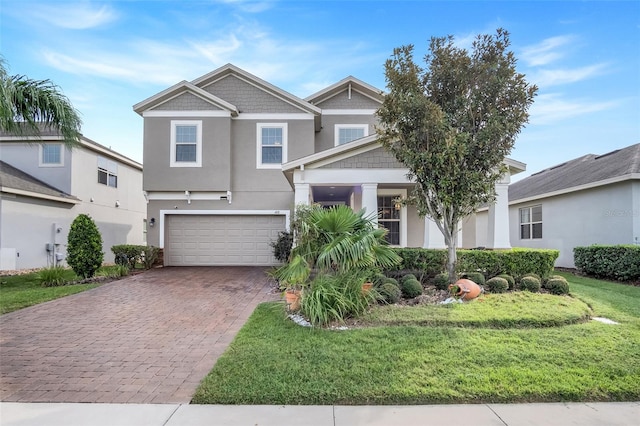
[361,183,378,225]
[487,173,511,249]
[294,183,311,206]
[423,217,446,249]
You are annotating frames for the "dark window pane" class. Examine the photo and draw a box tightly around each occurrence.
[108,175,118,188]
[98,170,108,185]
[532,223,543,239]
[262,146,282,163]
[532,205,542,222]
[176,144,197,162]
[380,221,400,245]
[520,224,530,239]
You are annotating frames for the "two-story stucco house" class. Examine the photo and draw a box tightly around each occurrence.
[0,132,146,270]
[134,64,524,267]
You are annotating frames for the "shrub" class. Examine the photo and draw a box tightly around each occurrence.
[574,245,640,281]
[383,277,399,286]
[519,276,541,293]
[496,274,515,290]
[300,272,375,326]
[485,277,509,293]
[98,264,130,278]
[392,248,447,277]
[461,271,485,285]
[379,282,402,304]
[401,278,423,298]
[522,272,541,282]
[546,277,570,295]
[433,273,450,290]
[37,266,68,287]
[401,273,417,283]
[142,246,160,269]
[372,273,388,287]
[112,245,159,270]
[270,231,293,263]
[67,214,103,279]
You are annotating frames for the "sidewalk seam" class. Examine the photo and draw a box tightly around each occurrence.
[485,404,508,426]
[162,403,182,426]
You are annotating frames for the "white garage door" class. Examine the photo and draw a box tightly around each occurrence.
[166,214,286,266]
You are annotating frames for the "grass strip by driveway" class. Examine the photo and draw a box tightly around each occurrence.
[0,270,99,314]
[192,274,640,405]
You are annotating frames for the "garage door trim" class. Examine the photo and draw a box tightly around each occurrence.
[158,209,291,248]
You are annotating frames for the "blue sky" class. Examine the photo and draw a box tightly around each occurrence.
[1,0,638,180]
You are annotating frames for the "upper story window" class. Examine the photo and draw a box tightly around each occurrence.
[170,120,202,167]
[39,143,63,167]
[520,205,542,239]
[98,156,118,188]
[257,123,287,169]
[335,124,368,146]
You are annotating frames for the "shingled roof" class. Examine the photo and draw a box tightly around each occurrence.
[509,143,640,202]
[0,161,80,204]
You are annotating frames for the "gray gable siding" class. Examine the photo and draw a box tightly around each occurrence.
[201,75,301,113]
[316,90,381,109]
[320,147,404,169]
[151,92,221,111]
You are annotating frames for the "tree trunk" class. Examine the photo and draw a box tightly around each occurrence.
[447,243,457,284]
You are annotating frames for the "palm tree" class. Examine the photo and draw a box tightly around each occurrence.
[0,58,81,148]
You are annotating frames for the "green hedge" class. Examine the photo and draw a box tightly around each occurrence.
[111,245,160,270]
[389,248,559,279]
[574,245,640,281]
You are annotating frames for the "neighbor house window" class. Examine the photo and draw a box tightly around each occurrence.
[98,156,118,188]
[170,120,202,167]
[257,123,287,169]
[378,195,400,245]
[39,143,63,166]
[335,124,368,146]
[520,205,542,239]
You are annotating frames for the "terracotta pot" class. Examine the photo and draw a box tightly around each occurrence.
[449,279,482,301]
[361,282,373,294]
[284,289,301,311]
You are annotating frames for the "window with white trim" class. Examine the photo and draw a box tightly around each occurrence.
[39,143,63,166]
[170,120,202,167]
[257,123,287,168]
[520,205,542,239]
[335,124,368,146]
[98,156,118,188]
[377,195,400,245]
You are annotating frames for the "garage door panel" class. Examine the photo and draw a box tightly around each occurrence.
[166,214,285,266]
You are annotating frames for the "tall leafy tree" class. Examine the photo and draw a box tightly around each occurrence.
[0,58,81,148]
[377,29,537,282]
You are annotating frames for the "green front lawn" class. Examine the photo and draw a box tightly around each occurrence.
[0,270,102,314]
[192,273,640,404]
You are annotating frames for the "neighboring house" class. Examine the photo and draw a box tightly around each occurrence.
[134,64,525,266]
[469,143,640,267]
[0,133,146,270]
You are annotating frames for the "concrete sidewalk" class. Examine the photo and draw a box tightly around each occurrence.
[1,402,638,426]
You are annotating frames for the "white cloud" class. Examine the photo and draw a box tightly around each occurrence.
[520,35,576,66]
[27,1,118,30]
[529,93,618,125]
[530,63,609,87]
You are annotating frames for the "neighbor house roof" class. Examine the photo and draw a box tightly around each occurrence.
[0,161,80,204]
[509,143,640,203]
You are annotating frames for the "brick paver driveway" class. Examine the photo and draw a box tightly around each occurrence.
[0,267,278,403]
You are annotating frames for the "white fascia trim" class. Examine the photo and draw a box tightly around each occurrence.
[158,209,291,248]
[322,109,377,115]
[293,168,411,185]
[143,110,231,118]
[378,188,408,248]
[509,173,640,206]
[505,157,527,174]
[283,134,378,171]
[1,187,80,204]
[146,191,229,201]
[235,113,314,120]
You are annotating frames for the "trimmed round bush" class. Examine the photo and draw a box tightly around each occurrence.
[401,273,417,283]
[497,274,516,290]
[401,278,423,298]
[67,214,104,278]
[519,276,541,292]
[522,273,542,282]
[433,273,450,290]
[485,277,509,293]
[462,272,485,286]
[379,282,402,304]
[546,277,570,295]
[383,277,399,286]
[373,273,388,287]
